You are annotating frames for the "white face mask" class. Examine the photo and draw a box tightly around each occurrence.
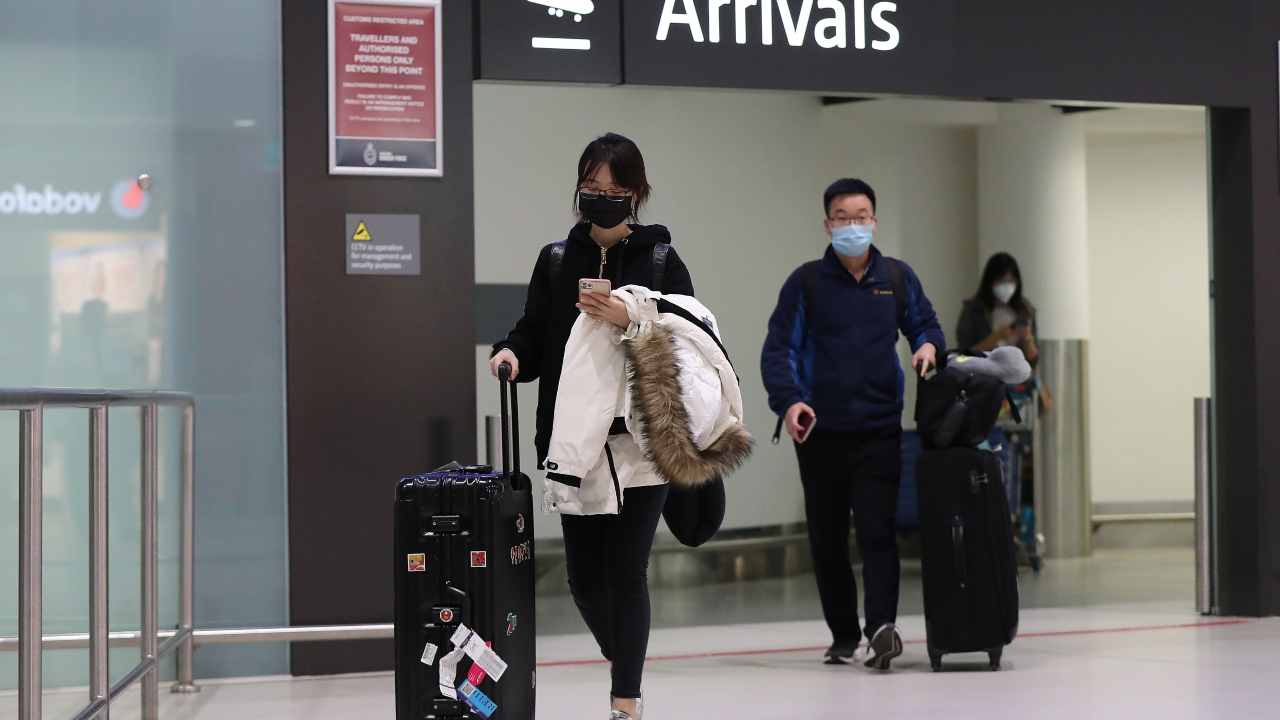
[993,282,1017,305]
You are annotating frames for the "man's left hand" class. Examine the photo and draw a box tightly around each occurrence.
[911,343,938,377]
[578,292,630,329]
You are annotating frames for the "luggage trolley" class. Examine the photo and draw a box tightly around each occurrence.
[993,380,1045,573]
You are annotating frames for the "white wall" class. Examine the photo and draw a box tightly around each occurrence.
[1085,125,1210,505]
[474,86,981,537]
[978,105,1091,340]
[975,105,1210,508]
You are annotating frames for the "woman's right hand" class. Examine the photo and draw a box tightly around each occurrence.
[490,349,520,381]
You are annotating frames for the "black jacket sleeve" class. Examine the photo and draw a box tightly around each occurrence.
[661,246,695,297]
[955,299,990,351]
[491,245,551,382]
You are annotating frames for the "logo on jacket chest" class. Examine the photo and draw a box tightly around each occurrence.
[813,291,897,330]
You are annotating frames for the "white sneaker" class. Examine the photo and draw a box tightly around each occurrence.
[609,694,643,720]
[863,624,904,671]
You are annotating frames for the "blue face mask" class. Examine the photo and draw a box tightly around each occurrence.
[831,223,873,258]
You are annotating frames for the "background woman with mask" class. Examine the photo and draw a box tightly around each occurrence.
[957,252,1039,362]
[489,132,694,720]
[957,252,1050,567]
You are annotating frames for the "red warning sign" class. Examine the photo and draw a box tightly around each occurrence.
[329,0,443,176]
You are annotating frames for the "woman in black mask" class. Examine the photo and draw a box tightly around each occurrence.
[490,132,695,720]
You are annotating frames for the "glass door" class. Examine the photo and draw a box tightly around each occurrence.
[0,1,289,707]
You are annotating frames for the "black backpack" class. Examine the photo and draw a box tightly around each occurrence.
[547,239,670,290]
[915,351,1022,450]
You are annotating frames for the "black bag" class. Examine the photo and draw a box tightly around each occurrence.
[915,352,1019,449]
[918,446,1019,672]
[394,366,536,720]
[662,476,726,548]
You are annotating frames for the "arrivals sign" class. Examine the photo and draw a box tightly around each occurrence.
[624,0,953,93]
[328,0,443,177]
[475,1,958,97]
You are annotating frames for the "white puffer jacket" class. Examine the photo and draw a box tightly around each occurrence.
[544,286,753,515]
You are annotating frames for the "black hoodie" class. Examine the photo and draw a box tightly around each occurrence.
[493,223,695,464]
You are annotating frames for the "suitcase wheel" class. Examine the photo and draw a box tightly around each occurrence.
[988,647,1003,671]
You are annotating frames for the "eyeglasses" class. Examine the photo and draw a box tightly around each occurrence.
[578,187,633,202]
[829,216,876,227]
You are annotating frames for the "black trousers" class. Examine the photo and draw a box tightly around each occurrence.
[560,484,668,699]
[795,427,901,643]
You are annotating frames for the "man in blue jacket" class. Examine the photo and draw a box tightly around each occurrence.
[762,178,944,670]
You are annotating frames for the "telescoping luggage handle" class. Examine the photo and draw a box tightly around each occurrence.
[497,363,521,483]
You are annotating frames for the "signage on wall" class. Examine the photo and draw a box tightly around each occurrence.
[0,180,150,220]
[475,0,622,83]
[0,177,158,232]
[346,213,422,275]
[328,0,443,177]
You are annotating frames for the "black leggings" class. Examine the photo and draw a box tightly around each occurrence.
[560,484,668,699]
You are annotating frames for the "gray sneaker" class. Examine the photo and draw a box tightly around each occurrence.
[863,624,904,670]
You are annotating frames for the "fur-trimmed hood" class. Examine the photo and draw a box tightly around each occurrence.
[542,288,752,516]
[622,295,754,488]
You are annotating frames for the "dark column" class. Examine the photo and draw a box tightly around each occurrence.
[282,0,476,674]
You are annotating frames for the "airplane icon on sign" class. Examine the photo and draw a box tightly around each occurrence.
[529,0,595,23]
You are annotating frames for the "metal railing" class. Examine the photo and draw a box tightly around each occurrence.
[14,397,1225,714]
[2,389,196,720]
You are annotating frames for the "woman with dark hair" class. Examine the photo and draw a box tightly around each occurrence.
[489,132,694,720]
[956,253,1051,561]
[956,252,1039,363]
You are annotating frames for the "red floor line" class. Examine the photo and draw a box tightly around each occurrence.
[533,618,1251,668]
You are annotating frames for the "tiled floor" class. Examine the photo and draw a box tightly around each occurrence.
[34,604,1274,720]
[11,548,1271,720]
[540,546,1198,634]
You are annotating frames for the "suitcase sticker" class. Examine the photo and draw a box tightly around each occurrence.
[470,550,488,568]
[406,553,426,573]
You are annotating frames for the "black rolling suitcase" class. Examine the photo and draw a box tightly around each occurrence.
[918,446,1019,672]
[394,365,535,719]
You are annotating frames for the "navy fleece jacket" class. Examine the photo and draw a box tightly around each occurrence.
[761,246,946,433]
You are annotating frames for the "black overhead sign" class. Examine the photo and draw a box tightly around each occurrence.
[475,0,622,84]
[475,1,1258,108]
[624,0,955,94]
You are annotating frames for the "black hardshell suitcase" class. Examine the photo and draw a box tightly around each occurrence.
[918,447,1019,672]
[394,366,535,719]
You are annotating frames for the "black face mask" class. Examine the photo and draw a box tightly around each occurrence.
[578,192,633,230]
